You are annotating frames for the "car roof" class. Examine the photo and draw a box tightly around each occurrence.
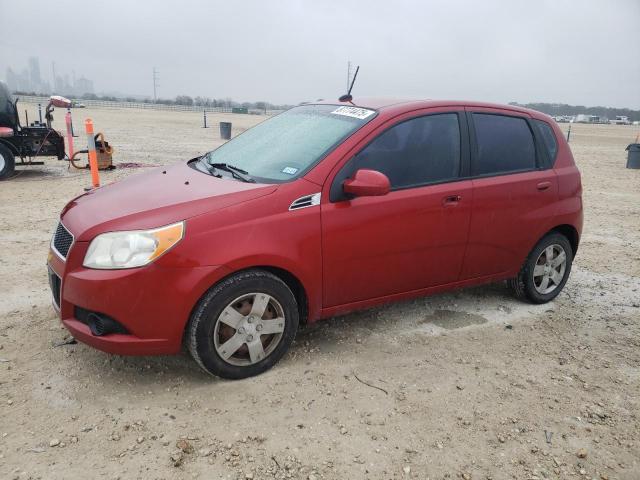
[311,97,544,118]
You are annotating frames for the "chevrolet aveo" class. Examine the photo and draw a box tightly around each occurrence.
[48,99,583,379]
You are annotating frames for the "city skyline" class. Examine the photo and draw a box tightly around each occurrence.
[4,56,94,97]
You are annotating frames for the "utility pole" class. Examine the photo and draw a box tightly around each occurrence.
[152,67,159,103]
[346,61,352,91]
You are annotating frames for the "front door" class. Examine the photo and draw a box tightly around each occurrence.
[321,110,472,307]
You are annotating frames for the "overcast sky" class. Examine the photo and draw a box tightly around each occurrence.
[1,0,638,108]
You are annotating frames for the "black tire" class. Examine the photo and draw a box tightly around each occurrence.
[508,232,573,304]
[187,270,298,379]
[0,143,15,180]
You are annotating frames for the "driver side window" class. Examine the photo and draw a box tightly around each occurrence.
[331,113,461,201]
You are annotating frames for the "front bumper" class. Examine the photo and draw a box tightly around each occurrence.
[61,318,171,355]
[48,242,228,356]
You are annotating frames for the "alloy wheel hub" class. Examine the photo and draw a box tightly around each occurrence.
[533,244,567,295]
[213,292,286,366]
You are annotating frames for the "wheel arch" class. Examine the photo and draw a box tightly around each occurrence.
[509,223,577,303]
[548,224,580,255]
[187,264,310,331]
[254,265,309,325]
[514,223,580,280]
[0,138,20,156]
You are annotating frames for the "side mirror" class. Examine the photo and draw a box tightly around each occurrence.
[343,169,390,197]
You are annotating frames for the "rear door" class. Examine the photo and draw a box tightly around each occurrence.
[460,108,559,279]
[321,109,472,307]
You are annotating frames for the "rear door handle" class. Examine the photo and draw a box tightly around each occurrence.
[537,181,551,191]
[442,195,462,206]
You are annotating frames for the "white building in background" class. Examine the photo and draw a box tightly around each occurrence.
[610,116,631,125]
[54,74,72,94]
[74,76,94,95]
[28,57,41,87]
[573,114,607,124]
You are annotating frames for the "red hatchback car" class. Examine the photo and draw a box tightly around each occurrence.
[48,99,582,379]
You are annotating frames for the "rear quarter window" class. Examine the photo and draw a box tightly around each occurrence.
[534,119,558,165]
[472,113,536,176]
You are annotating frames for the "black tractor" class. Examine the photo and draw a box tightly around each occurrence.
[0,81,66,180]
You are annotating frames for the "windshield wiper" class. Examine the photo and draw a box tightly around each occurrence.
[208,162,255,183]
[198,157,223,178]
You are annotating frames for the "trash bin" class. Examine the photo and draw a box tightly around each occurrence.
[220,122,232,140]
[626,143,640,169]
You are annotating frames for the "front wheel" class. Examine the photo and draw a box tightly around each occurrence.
[0,143,15,180]
[509,232,573,304]
[187,270,298,379]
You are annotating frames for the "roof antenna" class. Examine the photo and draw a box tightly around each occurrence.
[339,66,359,103]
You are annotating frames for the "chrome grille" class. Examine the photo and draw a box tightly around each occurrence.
[52,222,74,259]
[48,267,61,309]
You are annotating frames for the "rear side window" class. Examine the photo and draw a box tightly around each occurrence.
[348,113,461,189]
[534,119,558,163]
[472,113,536,176]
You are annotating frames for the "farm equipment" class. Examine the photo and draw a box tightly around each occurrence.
[0,81,67,180]
[0,81,114,180]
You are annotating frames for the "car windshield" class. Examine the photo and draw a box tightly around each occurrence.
[203,104,376,182]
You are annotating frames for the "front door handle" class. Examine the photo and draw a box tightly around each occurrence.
[442,195,462,206]
[537,181,551,191]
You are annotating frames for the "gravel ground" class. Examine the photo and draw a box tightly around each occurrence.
[0,105,639,480]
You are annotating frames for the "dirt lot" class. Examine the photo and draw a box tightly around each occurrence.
[1,105,639,480]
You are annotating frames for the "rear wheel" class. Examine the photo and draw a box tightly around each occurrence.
[0,143,15,180]
[509,232,573,304]
[187,270,298,379]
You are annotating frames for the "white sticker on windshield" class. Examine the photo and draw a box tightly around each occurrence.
[330,106,375,120]
[282,166,299,175]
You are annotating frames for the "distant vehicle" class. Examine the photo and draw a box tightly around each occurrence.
[0,82,67,180]
[48,98,583,379]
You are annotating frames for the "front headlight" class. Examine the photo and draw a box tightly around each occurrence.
[83,221,184,269]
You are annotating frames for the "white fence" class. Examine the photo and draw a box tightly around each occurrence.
[17,95,283,115]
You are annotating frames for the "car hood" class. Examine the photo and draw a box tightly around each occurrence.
[61,160,277,241]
